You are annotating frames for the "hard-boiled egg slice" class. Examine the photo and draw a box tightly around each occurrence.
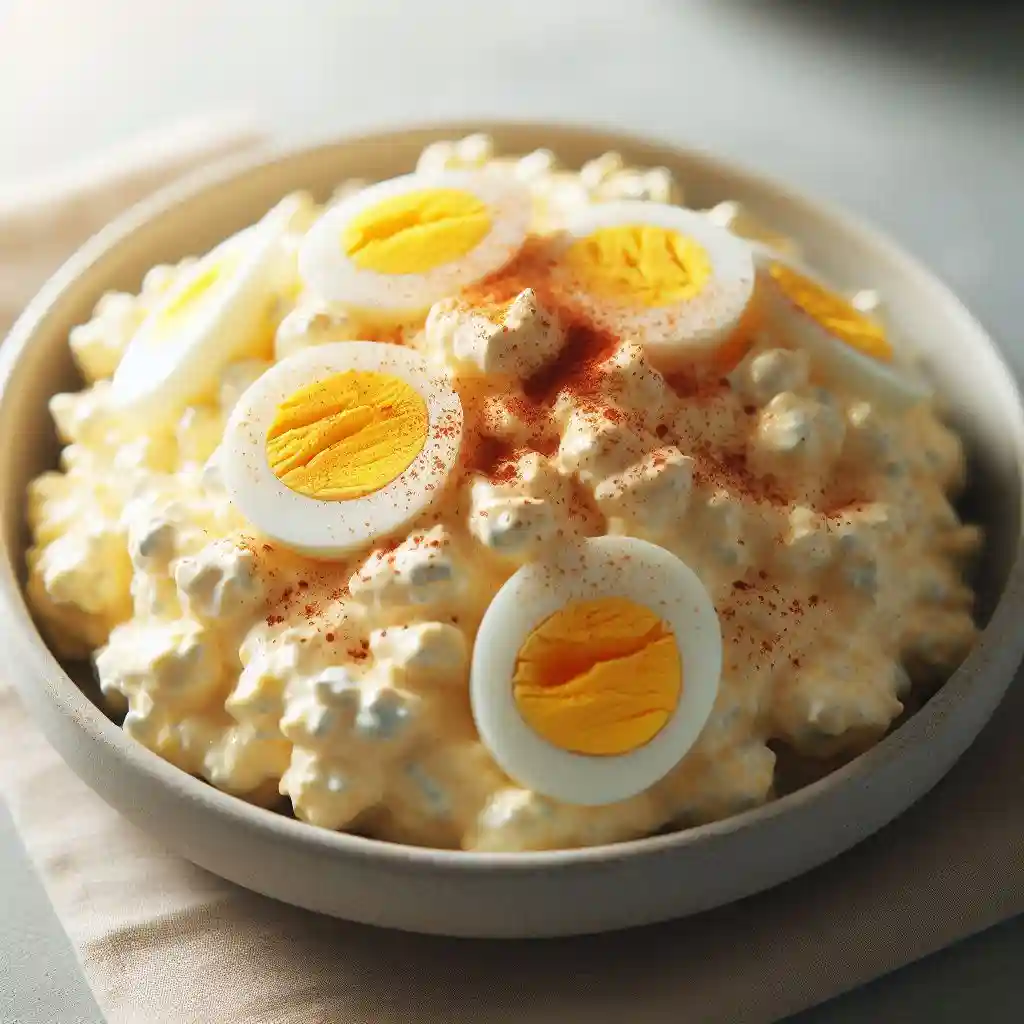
[111,195,307,420]
[754,247,932,411]
[547,201,756,373]
[471,536,721,806]
[220,342,462,558]
[298,171,531,317]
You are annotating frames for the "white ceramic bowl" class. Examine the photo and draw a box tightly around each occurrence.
[2,123,1022,938]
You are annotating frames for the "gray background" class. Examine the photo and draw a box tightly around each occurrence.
[1,1,1022,1020]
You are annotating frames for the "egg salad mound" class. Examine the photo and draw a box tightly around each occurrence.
[25,134,980,852]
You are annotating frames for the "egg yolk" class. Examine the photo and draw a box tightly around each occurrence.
[769,262,893,362]
[154,250,240,337]
[342,188,492,275]
[512,596,683,757]
[563,224,712,308]
[266,370,428,500]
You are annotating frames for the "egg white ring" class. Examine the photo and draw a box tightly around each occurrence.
[751,244,933,412]
[548,200,756,370]
[220,342,463,558]
[471,536,722,806]
[112,198,301,419]
[298,171,532,313]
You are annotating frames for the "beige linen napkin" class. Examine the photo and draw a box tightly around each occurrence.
[2,121,1024,1024]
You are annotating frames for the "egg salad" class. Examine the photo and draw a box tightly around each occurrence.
[25,134,981,852]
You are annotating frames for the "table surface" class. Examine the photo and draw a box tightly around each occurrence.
[1,1,1022,1021]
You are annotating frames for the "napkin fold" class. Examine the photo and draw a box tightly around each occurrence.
[1,118,1023,1024]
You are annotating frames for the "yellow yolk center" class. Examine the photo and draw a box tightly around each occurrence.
[769,263,893,362]
[512,596,683,757]
[266,370,429,501]
[563,224,712,308]
[154,250,240,336]
[342,188,492,275]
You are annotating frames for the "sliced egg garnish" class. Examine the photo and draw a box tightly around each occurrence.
[111,196,305,419]
[298,171,531,317]
[547,201,756,372]
[220,342,462,558]
[471,536,722,806]
[754,247,932,411]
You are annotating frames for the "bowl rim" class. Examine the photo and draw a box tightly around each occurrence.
[3,119,1023,874]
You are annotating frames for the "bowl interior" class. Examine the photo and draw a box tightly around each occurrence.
[2,122,1021,844]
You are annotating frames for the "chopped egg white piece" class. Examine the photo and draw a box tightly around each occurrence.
[425,287,564,379]
[471,536,722,806]
[704,200,802,258]
[220,343,462,557]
